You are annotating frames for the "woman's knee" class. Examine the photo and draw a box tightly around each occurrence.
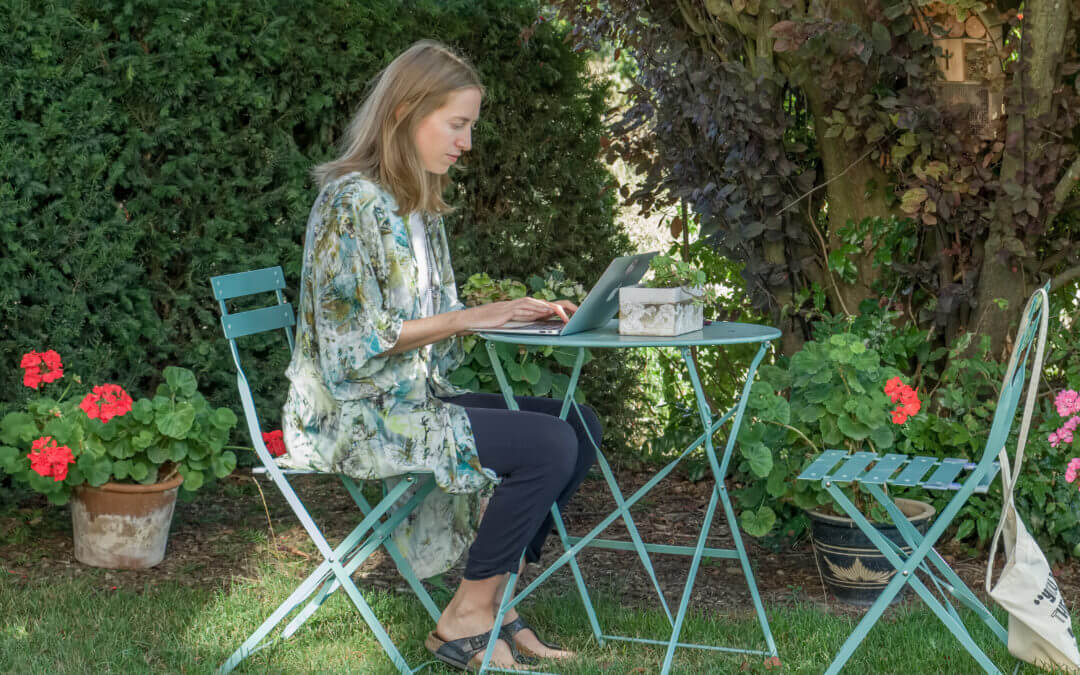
[543,419,579,482]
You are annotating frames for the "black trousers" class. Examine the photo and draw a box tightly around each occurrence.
[438,392,601,581]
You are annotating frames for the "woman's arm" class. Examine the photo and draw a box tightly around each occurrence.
[383,297,576,356]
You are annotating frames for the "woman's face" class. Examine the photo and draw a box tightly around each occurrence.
[412,87,481,174]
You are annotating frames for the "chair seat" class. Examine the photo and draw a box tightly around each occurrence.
[796,449,1001,494]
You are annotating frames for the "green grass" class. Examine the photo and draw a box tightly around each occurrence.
[1,563,1068,674]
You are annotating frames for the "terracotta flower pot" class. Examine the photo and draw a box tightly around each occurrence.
[808,497,936,606]
[70,473,183,569]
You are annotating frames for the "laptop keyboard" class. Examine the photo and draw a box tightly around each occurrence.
[502,320,564,331]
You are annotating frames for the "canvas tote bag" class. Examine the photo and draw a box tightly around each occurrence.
[985,287,1080,672]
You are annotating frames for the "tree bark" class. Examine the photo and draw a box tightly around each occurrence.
[803,91,893,315]
[973,0,1069,354]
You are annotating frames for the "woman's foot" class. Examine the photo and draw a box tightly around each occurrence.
[435,606,522,669]
[501,610,575,660]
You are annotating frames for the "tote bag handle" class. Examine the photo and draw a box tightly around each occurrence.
[985,286,1049,592]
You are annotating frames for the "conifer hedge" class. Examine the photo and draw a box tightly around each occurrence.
[1,0,633,447]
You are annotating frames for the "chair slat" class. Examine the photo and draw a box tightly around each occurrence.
[831,451,878,482]
[973,461,1001,494]
[922,457,969,490]
[211,267,286,301]
[796,449,847,481]
[221,303,295,339]
[860,453,908,485]
[889,456,937,487]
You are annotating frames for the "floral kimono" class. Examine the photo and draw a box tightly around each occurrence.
[281,173,497,579]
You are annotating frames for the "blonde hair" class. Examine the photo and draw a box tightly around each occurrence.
[313,40,484,215]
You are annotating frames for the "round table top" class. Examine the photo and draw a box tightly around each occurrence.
[478,319,781,348]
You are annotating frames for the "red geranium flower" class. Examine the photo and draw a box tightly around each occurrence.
[26,436,75,482]
[885,377,920,424]
[79,384,134,423]
[19,350,64,389]
[262,430,287,457]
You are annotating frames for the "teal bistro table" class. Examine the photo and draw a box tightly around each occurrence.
[475,318,782,674]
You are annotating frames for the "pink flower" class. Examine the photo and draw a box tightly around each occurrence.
[1066,458,1080,486]
[1055,390,1080,418]
[1050,431,1062,448]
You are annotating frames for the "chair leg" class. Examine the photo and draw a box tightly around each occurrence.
[342,476,442,624]
[219,476,436,675]
[217,561,336,674]
[864,484,1008,645]
[824,483,1002,674]
[330,560,414,674]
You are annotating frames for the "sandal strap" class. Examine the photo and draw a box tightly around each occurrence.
[436,629,537,667]
[436,630,502,661]
[500,616,563,651]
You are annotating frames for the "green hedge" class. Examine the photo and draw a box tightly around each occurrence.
[1,0,634,454]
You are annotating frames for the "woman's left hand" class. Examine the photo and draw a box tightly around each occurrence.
[546,299,578,323]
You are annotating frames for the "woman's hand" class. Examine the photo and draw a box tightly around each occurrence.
[458,297,578,333]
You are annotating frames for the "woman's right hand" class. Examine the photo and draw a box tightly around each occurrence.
[458,298,572,333]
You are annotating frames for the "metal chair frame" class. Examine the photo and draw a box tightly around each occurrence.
[211,266,440,674]
[796,285,1051,674]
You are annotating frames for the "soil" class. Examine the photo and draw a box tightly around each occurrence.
[3,467,1078,621]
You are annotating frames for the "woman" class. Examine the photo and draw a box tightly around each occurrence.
[281,40,602,671]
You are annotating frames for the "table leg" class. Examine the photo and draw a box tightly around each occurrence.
[660,344,779,673]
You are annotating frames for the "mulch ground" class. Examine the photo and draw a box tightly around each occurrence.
[3,466,1078,621]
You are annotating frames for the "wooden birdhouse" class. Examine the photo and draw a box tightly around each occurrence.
[917,3,1004,139]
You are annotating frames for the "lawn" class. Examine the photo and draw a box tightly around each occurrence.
[0,566,1034,674]
[0,475,1072,674]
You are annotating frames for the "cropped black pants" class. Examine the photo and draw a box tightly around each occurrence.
[438,391,601,581]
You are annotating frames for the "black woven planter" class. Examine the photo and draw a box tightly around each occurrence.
[808,498,936,606]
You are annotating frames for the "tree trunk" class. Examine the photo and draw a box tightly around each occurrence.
[804,92,894,316]
[973,0,1069,355]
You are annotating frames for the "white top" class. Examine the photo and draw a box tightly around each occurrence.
[408,212,435,318]
[408,211,439,368]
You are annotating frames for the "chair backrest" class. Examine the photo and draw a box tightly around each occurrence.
[210,266,296,468]
[211,266,296,373]
[976,284,1051,467]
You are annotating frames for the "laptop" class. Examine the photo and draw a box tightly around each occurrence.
[481,252,658,336]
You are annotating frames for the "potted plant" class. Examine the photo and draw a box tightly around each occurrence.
[733,332,935,605]
[618,254,718,337]
[0,350,239,569]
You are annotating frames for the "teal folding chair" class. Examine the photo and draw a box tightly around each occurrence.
[211,266,441,674]
[797,284,1051,674]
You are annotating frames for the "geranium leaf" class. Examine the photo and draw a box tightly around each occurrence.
[164,366,198,397]
[112,459,132,481]
[210,451,237,478]
[210,407,237,430]
[132,399,154,423]
[0,445,22,472]
[0,412,38,445]
[837,414,871,440]
[740,505,777,537]
[156,402,195,439]
[169,441,189,462]
[147,445,170,464]
[869,425,894,449]
[742,442,773,477]
[180,467,204,491]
